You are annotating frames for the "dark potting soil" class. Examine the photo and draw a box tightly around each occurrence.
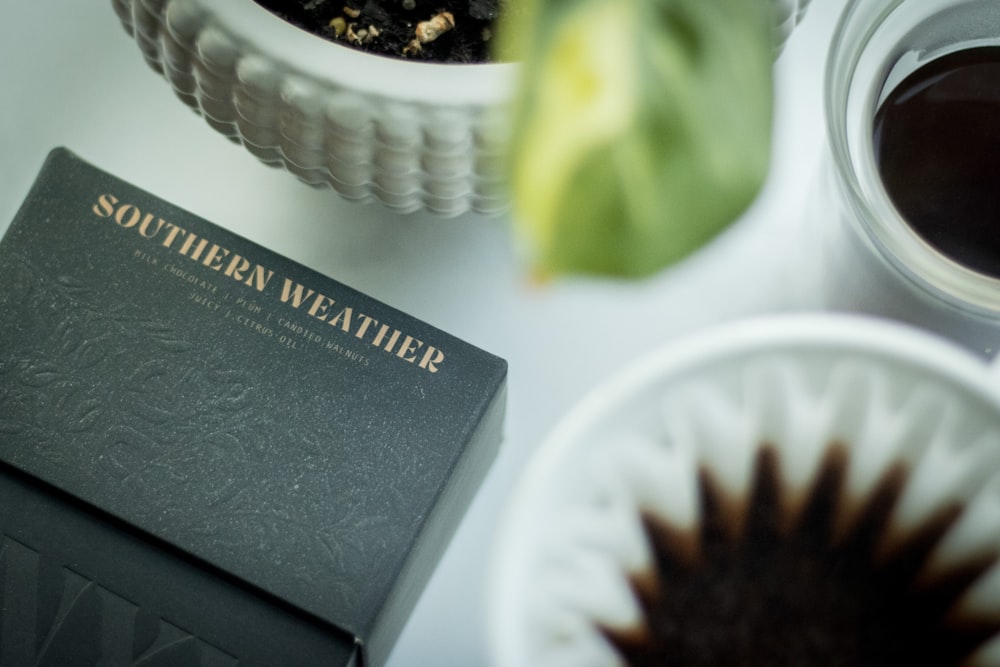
[254,0,511,63]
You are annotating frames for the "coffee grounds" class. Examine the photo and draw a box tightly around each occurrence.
[253,0,511,63]
[604,445,1000,666]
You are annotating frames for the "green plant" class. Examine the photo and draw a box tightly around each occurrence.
[498,0,775,278]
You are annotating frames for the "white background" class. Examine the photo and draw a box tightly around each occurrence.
[0,0,848,664]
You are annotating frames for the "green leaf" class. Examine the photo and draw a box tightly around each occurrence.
[499,0,775,278]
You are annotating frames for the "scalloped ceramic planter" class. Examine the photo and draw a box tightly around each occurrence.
[112,0,516,216]
[112,0,810,217]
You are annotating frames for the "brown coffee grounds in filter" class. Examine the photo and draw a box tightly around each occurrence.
[603,445,1000,666]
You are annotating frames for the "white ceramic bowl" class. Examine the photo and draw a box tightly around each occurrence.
[491,314,1000,667]
[112,0,811,217]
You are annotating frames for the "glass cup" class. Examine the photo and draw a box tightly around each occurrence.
[814,0,1000,359]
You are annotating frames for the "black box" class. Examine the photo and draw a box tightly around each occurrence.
[0,149,507,666]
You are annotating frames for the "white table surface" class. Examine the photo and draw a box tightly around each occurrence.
[0,0,847,664]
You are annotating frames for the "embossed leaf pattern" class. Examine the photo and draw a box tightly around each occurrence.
[0,386,28,435]
[2,252,394,617]
[0,257,213,455]
[0,419,25,436]
[75,336,111,370]
[1,259,112,439]
[55,317,111,369]
[139,320,195,354]
[66,397,104,433]
[1,258,39,312]
[121,360,256,432]
[206,369,251,411]
[2,366,108,440]
[55,274,90,294]
[103,425,168,484]
[20,362,62,387]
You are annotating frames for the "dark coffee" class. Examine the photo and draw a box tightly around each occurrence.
[873,46,1000,279]
[602,445,1000,666]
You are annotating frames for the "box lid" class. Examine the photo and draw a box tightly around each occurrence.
[0,149,507,666]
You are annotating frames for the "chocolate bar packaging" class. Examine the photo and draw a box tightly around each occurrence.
[0,149,507,666]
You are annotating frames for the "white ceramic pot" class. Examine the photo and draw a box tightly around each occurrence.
[112,0,517,216]
[491,313,1000,666]
[112,0,811,217]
